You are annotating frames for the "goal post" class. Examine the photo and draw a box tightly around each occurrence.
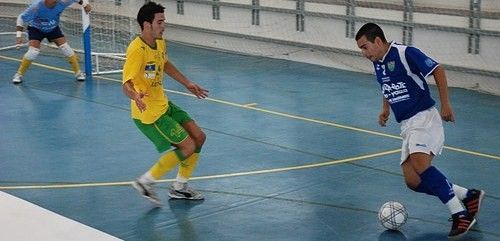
[82,0,92,81]
[0,0,136,77]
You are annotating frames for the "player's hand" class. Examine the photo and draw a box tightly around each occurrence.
[133,91,148,112]
[378,110,390,127]
[440,103,455,122]
[83,4,92,13]
[186,82,208,99]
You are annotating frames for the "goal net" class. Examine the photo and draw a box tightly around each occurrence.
[158,0,500,94]
[0,0,138,76]
[1,0,499,94]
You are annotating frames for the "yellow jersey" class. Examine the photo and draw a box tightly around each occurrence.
[122,37,169,124]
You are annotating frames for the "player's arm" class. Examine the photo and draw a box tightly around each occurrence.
[432,65,455,122]
[15,7,33,46]
[16,4,35,32]
[15,14,24,46]
[123,80,147,112]
[378,97,390,127]
[164,60,208,99]
[16,15,24,32]
[76,0,92,13]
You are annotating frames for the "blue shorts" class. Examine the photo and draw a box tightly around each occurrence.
[28,26,64,42]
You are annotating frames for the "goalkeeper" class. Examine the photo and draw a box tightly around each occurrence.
[12,0,92,84]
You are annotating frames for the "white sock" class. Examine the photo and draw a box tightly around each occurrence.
[446,196,466,215]
[452,184,468,200]
[176,173,188,184]
[138,171,155,184]
[173,177,187,190]
[173,182,186,190]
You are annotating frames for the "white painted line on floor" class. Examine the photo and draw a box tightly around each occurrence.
[0,191,122,241]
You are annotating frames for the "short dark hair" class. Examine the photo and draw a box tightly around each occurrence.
[355,23,387,43]
[137,1,165,30]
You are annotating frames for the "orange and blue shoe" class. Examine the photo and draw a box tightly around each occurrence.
[448,212,476,239]
[462,189,485,220]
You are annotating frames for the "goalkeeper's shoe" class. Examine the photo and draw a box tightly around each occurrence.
[12,73,22,84]
[75,71,85,81]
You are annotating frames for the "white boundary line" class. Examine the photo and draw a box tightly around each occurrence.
[0,191,122,241]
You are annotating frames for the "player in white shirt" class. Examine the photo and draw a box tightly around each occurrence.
[355,22,485,239]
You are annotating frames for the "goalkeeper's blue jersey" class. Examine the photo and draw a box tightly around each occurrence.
[373,42,439,122]
[20,0,78,33]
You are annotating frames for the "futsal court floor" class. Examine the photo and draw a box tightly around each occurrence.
[0,42,499,241]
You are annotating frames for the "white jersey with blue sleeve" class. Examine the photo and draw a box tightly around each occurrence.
[20,0,79,33]
[373,42,439,122]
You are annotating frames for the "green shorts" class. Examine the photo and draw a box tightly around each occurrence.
[134,101,193,153]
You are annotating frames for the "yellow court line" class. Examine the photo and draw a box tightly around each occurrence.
[165,89,500,160]
[443,146,500,160]
[2,54,499,161]
[0,55,74,73]
[187,148,401,181]
[0,149,401,190]
[242,102,258,107]
[90,72,399,140]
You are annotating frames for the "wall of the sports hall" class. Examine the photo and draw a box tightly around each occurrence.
[4,0,499,94]
[159,0,500,94]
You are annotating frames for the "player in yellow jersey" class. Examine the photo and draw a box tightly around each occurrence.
[122,1,209,206]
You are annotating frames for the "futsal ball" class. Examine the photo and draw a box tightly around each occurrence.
[378,201,408,230]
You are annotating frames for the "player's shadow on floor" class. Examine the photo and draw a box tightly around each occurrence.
[168,199,205,241]
[403,224,484,241]
[135,207,167,241]
[133,200,202,241]
[408,231,484,241]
